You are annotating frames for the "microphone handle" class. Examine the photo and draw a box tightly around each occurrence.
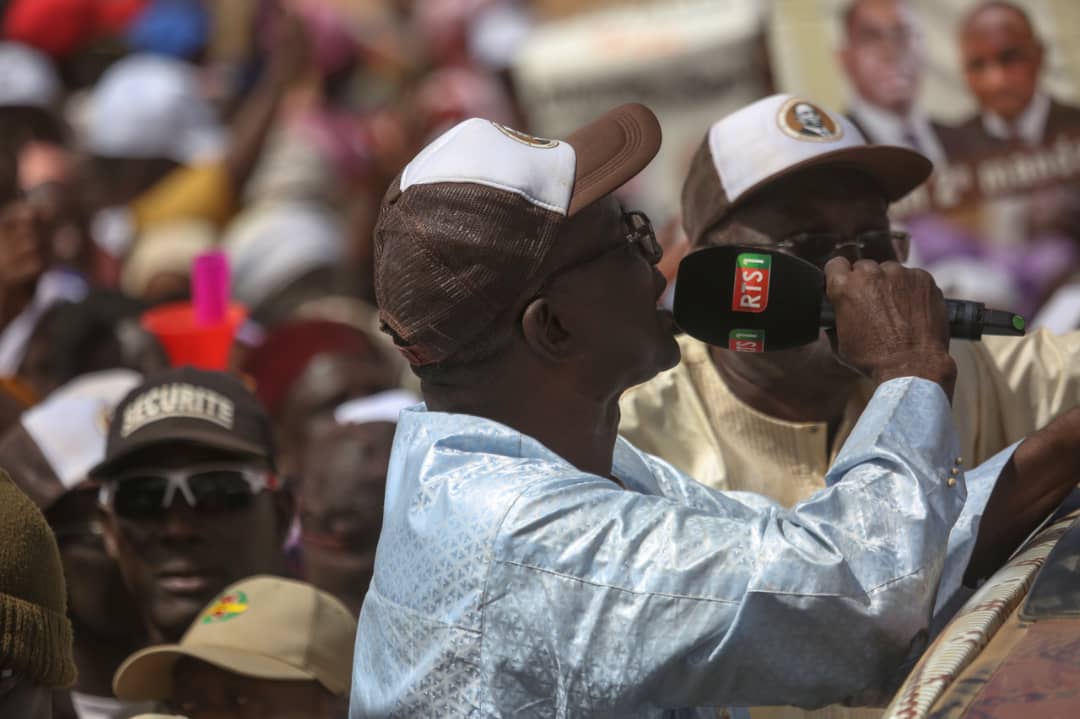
[819,299,1026,340]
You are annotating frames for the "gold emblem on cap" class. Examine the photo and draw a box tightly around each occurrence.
[490,122,559,149]
[777,98,843,143]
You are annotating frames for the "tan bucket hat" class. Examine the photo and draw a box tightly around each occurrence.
[113,576,356,701]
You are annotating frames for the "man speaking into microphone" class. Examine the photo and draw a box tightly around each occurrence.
[621,94,1080,718]
[353,103,999,717]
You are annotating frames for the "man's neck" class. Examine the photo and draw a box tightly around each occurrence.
[708,345,857,425]
[425,376,620,478]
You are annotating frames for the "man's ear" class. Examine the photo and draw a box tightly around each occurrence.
[520,297,573,362]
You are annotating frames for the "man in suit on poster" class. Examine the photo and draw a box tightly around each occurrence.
[838,0,951,166]
[950,1,1080,159]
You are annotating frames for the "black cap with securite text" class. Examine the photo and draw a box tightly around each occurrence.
[89,367,276,479]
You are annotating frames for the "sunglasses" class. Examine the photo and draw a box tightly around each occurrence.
[544,209,663,283]
[775,229,909,268]
[99,463,278,520]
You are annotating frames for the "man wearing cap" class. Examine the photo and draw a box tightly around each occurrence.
[112,575,353,719]
[92,368,293,646]
[352,103,997,716]
[0,470,77,719]
[619,94,1080,715]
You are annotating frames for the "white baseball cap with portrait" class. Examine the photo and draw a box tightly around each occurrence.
[681,93,933,245]
[112,576,356,701]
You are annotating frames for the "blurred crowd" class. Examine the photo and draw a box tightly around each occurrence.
[0,1,1079,718]
[0,1,538,717]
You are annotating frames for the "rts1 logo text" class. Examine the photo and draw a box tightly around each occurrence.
[731,252,771,313]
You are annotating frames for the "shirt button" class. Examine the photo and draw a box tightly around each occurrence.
[951,466,960,476]
[956,457,964,465]
[947,477,958,488]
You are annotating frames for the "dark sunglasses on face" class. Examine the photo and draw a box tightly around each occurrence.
[99,463,278,520]
[545,209,663,282]
[776,229,910,268]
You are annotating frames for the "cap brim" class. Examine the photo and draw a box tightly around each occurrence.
[88,431,269,480]
[735,144,932,207]
[565,103,662,216]
[113,643,317,702]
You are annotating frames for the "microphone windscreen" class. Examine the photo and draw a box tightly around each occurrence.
[674,246,825,352]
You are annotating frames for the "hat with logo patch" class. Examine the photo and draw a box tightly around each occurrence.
[682,93,933,246]
[112,575,356,700]
[374,102,662,366]
[89,367,275,479]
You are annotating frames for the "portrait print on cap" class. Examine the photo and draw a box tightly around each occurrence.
[778,98,843,142]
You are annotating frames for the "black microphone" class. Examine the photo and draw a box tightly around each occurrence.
[673,245,1027,353]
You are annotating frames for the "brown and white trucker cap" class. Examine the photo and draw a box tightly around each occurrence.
[681,93,933,246]
[374,103,662,366]
[113,576,356,701]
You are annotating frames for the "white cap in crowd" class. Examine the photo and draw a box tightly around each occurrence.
[0,41,60,109]
[21,369,143,490]
[334,389,420,426]
[223,201,346,309]
[86,54,224,164]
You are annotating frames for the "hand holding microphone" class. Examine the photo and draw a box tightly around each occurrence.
[674,246,1027,396]
[824,258,956,397]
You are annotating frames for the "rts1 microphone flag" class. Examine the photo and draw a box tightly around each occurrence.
[673,246,1027,353]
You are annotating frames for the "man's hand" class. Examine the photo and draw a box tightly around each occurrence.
[966,407,1080,585]
[825,257,956,398]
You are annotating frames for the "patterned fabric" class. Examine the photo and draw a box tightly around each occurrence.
[350,378,991,717]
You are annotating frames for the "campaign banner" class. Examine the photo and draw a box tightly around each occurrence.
[768,0,1080,320]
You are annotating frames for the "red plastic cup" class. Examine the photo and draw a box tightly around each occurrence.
[141,302,247,371]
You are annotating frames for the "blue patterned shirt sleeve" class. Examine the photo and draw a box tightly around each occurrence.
[351,377,969,717]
